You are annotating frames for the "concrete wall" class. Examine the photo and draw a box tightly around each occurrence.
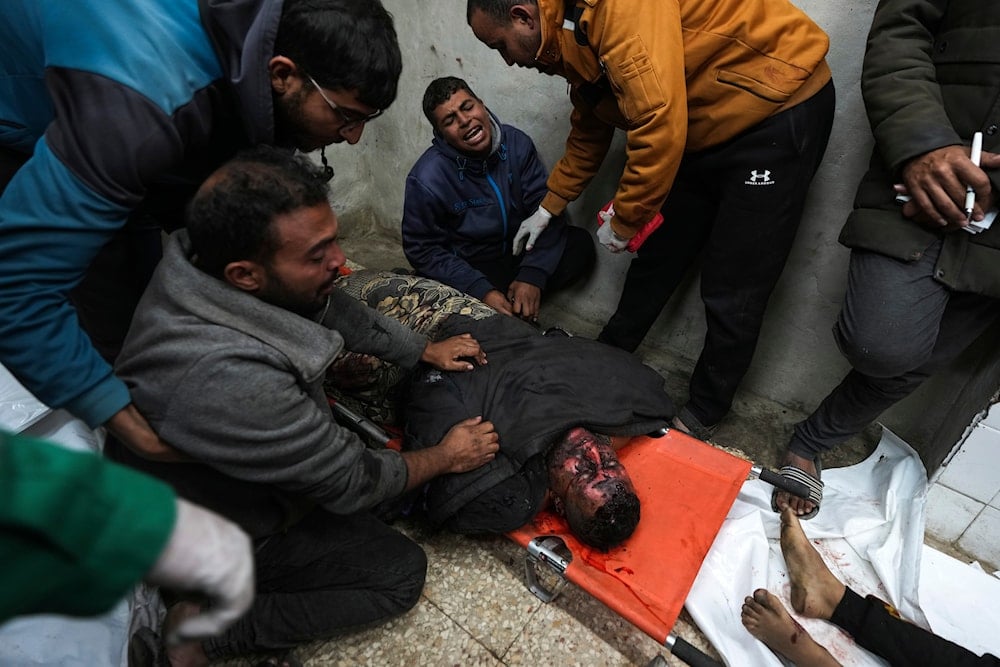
[323,0,996,458]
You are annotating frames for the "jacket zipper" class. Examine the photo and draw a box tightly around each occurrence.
[485,172,509,254]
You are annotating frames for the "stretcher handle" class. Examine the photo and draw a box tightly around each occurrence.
[753,465,812,500]
[330,400,392,446]
[667,634,723,667]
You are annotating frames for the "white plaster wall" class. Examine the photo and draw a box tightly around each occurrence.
[322,0,879,415]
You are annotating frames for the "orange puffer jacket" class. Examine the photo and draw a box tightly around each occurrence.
[537,0,832,237]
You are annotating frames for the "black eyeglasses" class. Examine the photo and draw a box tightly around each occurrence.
[307,75,383,136]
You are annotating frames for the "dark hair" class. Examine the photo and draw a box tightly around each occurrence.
[275,0,402,109]
[565,483,641,551]
[421,76,479,127]
[466,0,535,24]
[187,146,331,277]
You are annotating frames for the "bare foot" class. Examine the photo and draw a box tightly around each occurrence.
[742,589,841,666]
[774,451,819,517]
[781,508,846,620]
[163,601,210,667]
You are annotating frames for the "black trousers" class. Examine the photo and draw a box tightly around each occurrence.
[789,241,1000,458]
[599,81,836,427]
[202,509,427,660]
[471,224,596,294]
[832,587,1000,666]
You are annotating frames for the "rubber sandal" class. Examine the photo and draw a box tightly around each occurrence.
[770,457,823,520]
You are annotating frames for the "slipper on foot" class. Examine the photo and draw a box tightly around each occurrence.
[771,458,823,520]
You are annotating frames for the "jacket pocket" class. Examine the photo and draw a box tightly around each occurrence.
[716,69,794,105]
[839,208,939,262]
[605,34,666,123]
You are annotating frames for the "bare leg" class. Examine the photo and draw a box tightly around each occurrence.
[773,452,820,517]
[742,589,841,667]
[781,508,846,619]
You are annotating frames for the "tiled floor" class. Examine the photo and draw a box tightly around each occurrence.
[292,525,716,667]
[926,401,1000,571]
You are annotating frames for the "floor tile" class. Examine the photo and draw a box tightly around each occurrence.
[925,483,983,543]
[299,599,500,667]
[980,401,1000,431]
[936,426,1000,504]
[957,506,1000,570]
[403,523,543,658]
[499,579,716,666]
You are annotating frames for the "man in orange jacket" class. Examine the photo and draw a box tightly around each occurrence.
[466,0,835,441]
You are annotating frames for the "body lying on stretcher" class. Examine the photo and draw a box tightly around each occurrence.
[325,269,676,548]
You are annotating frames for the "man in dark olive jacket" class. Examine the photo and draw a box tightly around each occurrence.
[774,0,1000,519]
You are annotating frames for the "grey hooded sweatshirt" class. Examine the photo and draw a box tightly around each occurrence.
[109,230,426,538]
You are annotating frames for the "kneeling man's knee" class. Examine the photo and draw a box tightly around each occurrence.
[387,540,428,614]
[378,535,427,617]
[835,321,929,378]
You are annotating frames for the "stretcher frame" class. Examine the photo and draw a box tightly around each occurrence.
[506,428,806,667]
[329,403,809,666]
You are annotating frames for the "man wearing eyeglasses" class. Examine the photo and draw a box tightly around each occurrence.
[0,0,400,462]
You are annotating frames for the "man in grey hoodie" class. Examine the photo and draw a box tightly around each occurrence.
[108,147,500,666]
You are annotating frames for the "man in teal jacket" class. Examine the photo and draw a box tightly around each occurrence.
[0,0,401,461]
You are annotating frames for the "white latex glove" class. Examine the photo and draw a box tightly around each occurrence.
[145,498,255,643]
[596,204,629,253]
[512,206,552,255]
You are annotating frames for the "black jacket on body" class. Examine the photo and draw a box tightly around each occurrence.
[404,314,675,527]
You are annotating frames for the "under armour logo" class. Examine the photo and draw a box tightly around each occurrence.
[745,169,776,186]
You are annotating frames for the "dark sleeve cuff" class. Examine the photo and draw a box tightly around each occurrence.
[468,277,497,300]
[515,266,548,290]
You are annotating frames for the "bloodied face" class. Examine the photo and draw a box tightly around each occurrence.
[546,427,639,549]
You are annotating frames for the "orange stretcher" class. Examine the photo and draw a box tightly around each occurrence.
[507,429,797,667]
[329,402,807,666]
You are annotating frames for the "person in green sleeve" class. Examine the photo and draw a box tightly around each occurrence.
[0,430,254,643]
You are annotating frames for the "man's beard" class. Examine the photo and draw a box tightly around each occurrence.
[258,268,329,318]
[272,87,314,151]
